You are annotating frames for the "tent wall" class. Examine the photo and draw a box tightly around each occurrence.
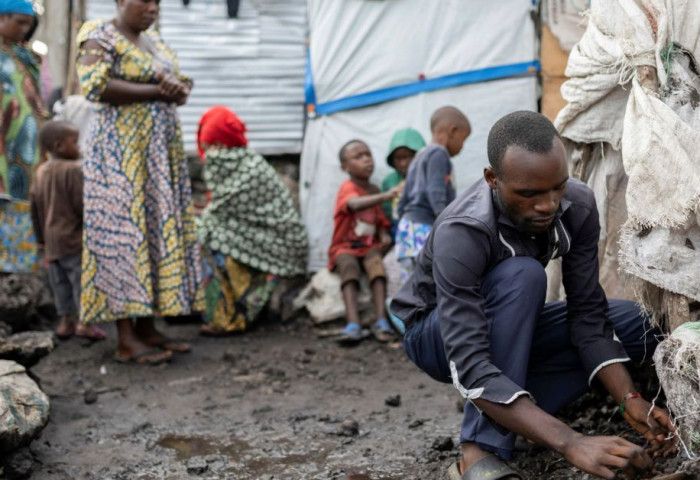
[302,0,539,271]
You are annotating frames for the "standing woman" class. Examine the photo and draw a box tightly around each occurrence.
[76,0,203,364]
[0,0,49,200]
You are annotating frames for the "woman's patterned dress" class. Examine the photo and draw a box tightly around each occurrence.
[76,20,203,324]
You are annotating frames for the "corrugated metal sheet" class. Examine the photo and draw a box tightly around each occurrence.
[86,0,307,154]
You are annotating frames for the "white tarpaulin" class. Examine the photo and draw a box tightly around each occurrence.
[302,0,538,270]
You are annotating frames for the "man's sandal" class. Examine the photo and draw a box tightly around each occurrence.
[447,455,523,480]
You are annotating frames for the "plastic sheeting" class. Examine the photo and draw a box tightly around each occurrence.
[302,0,538,270]
[307,0,537,105]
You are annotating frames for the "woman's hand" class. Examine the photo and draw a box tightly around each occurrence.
[158,73,190,103]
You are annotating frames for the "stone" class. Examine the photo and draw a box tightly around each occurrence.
[186,457,209,475]
[0,321,11,339]
[0,446,34,479]
[0,360,50,454]
[0,274,54,331]
[384,394,401,407]
[337,418,359,437]
[431,436,454,452]
[0,331,55,367]
[84,389,98,405]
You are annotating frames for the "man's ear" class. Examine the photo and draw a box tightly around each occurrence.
[484,166,497,189]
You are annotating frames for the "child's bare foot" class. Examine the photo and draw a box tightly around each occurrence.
[75,324,107,341]
[55,315,76,339]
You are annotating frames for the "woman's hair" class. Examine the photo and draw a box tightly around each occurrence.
[23,14,38,42]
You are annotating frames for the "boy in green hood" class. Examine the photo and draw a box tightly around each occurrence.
[381,128,426,239]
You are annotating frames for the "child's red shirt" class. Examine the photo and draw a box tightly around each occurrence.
[328,180,390,270]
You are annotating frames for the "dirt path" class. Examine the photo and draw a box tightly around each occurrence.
[26,317,692,479]
[30,318,461,479]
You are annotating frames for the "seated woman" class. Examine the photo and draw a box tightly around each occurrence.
[197,106,308,335]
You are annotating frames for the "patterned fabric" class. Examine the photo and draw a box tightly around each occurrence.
[202,251,278,333]
[76,20,203,324]
[0,38,49,201]
[197,147,308,277]
[396,217,431,260]
[0,197,37,273]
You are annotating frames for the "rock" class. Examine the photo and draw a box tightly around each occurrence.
[0,274,54,331]
[0,331,55,367]
[408,419,425,429]
[384,394,401,407]
[186,457,209,475]
[0,446,34,479]
[0,360,50,454]
[431,436,454,452]
[337,418,359,437]
[204,454,227,473]
[0,321,11,339]
[84,389,98,405]
[222,351,237,364]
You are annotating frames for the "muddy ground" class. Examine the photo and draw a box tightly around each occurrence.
[16,315,697,479]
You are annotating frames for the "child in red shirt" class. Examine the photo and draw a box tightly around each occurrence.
[329,140,400,344]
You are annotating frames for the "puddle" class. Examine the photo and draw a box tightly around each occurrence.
[157,434,250,459]
[342,475,394,480]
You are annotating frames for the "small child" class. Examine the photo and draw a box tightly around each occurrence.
[381,128,426,240]
[396,106,471,281]
[30,121,105,340]
[329,139,400,345]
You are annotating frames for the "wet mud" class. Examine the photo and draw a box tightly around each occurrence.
[25,317,691,479]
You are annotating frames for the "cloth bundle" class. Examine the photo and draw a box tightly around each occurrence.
[556,0,700,303]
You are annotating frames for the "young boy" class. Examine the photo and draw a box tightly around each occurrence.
[396,106,471,281]
[329,139,400,344]
[30,121,105,340]
[381,127,426,240]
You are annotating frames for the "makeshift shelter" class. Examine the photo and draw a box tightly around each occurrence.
[301,0,540,271]
[556,0,700,456]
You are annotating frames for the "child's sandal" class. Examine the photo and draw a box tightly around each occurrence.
[336,323,366,346]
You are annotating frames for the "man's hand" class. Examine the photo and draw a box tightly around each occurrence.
[561,433,653,479]
[623,397,678,458]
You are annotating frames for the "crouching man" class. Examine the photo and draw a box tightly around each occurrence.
[390,111,676,480]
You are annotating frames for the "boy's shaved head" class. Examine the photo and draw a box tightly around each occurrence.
[338,139,367,163]
[39,120,78,153]
[430,106,470,133]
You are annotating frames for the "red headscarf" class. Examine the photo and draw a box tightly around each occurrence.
[197,106,248,159]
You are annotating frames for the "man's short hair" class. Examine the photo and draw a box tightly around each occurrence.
[39,120,76,153]
[487,111,560,175]
[338,139,365,163]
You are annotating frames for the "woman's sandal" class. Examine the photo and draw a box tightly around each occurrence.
[156,338,191,353]
[370,317,396,343]
[113,349,172,365]
[446,455,523,480]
